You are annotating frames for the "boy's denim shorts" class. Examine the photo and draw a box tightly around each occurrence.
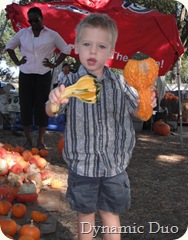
[66,169,131,214]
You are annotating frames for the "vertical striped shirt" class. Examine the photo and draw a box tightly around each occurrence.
[60,65,138,177]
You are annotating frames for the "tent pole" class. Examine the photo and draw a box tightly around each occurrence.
[0,18,8,42]
[176,58,183,149]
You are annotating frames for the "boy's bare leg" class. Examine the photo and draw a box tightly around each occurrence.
[99,210,121,240]
[78,212,95,240]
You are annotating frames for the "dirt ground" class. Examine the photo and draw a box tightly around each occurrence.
[0,125,188,240]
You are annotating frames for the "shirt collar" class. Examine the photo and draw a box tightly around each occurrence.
[77,65,114,81]
[28,25,48,32]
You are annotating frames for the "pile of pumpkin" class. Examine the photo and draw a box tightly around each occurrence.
[0,144,64,194]
[0,143,64,239]
[163,92,178,101]
[0,207,46,239]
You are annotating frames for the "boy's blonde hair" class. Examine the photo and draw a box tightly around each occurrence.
[75,13,118,49]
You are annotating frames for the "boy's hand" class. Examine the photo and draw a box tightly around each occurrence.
[46,85,69,117]
[134,85,157,119]
[150,85,157,109]
[49,84,69,105]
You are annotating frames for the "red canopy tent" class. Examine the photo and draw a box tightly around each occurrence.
[5,0,184,76]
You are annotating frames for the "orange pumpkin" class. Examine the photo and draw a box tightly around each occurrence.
[19,220,40,240]
[28,157,38,166]
[12,203,27,218]
[30,154,41,163]
[9,185,19,198]
[0,198,12,215]
[0,186,15,203]
[22,150,33,162]
[31,148,39,155]
[0,210,17,237]
[9,163,23,175]
[39,149,48,157]
[50,179,63,189]
[124,52,159,121]
[58,135,64,155]
[17,159,29,173]
[153,120,170,136]
[2,144,12,151]
[15,145,24,154]
[35,157,47,169]
[31,210,47,222]
[13,153,24,163]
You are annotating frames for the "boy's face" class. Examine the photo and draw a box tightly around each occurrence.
[62,65,70,74]
[74,26,115,78]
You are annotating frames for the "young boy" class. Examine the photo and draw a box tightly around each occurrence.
[46,13,156,240]
[53,62,70,88]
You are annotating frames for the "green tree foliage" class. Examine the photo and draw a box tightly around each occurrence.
[181,55,188,82]
[0,10,14,62]
[0,10,22,67]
